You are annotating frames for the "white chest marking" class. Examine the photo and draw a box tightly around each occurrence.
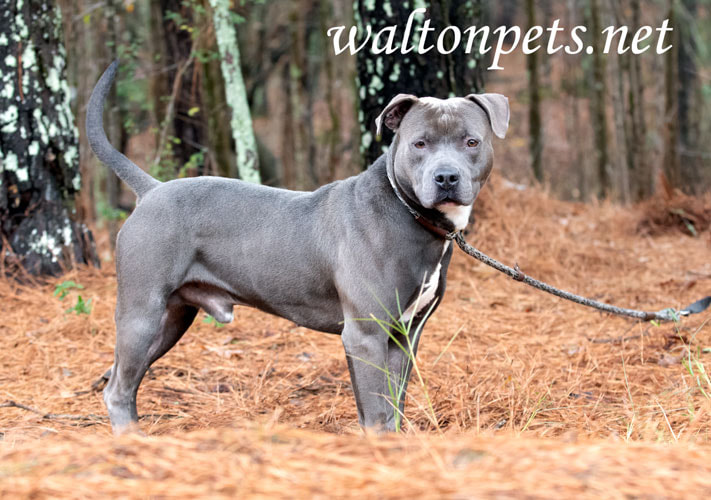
[400,241,451,323]
[437,203,473,231]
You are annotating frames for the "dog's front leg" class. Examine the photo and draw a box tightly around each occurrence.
[341,322,394,431]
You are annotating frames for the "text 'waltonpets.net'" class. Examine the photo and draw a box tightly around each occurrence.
[327,8,673,70]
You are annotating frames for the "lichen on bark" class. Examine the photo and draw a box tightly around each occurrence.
[0,0,97,275]
[208,0,260,184]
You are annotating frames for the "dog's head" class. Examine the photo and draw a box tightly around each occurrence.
[376,93,509,229]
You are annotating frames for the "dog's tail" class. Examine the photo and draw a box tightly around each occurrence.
[87,60,160,199]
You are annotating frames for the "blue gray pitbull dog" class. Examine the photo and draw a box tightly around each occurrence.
[87,61,508,434]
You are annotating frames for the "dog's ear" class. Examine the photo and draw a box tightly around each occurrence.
[465,93,510,139]
[375,94,419,137]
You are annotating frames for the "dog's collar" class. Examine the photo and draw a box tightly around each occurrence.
[386,169,459,241]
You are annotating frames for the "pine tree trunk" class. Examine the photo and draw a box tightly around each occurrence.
[608,0,630,202]
[0,0,97,276]
[677,0,700,192]
[588,0,610,198]
[628,0,650,200]
[287,1,308,189]
[103,0,123,248]
[202,51,238,178]
[526,0,543,183]
[155,0,204,177]
[663,1,681,189]
[610,40,630,203]
[355,1,486,167]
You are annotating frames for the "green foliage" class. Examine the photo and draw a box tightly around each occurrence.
[179,150,206,177]
[113,28,151,136]
[683,346,711,400]
[150,134,181,181]
[350,287,460,433]
[195,49,220,64]
[165,0,210,42]
[680,319,711,401]
[96,199,128,222]
[65,295,93,316]
[203,314,225,328]
[230,11,245,25]
[54,281,84,300]
[669,208,698,237]
[55,281,91,315]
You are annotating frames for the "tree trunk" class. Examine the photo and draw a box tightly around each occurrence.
[608,0,630,202]
[663,0,681,189]
[201,8,238,179]
[320,0,341,183]
[355,1,486,167]
[202,49,238,178]
[286,0,308,189]
[154,0,204,178]
[0,0,97,276]
[677,0,700,192]
[588,0,610,197]
[209,0,260,184]
[526,0,543,183]
[609,36,630,203]
[103,0,123,248]
[628,0,650,200]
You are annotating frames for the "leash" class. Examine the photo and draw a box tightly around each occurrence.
[453,232,711,322]
[385,166,711,322]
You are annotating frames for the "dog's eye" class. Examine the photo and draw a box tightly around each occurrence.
[414,140,426,149]
[467,138,480,148]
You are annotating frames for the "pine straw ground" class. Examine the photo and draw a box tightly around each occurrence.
[2,179,711,498]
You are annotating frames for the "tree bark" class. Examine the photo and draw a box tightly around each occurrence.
[677,0,700,192]
[209,0,260,184]
[628,0,650,199]
[608,0,630,202]
[663,0,681,189]
[154,0,204,178]
[355,1,486,167]
[0,0,97,275]
[588,0,610,198]
[526,0,543,183]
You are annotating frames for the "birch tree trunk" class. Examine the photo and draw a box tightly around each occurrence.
[209,0,260,184]
[0,0,97,276]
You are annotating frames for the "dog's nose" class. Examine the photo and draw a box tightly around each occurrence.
[433,167,460,190]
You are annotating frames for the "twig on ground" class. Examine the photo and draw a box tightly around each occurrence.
[1,400,106,421]
[0,401,108,420]
[2,400,184,423]
[587,329,650,344]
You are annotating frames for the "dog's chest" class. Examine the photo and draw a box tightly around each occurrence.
[400,241,450,322]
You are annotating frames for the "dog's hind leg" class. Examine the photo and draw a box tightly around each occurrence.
[104,292,197,434]
[91,366,113,392]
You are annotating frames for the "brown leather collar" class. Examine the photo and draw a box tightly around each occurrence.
[414,214,458,240]
[387,168,458,241]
